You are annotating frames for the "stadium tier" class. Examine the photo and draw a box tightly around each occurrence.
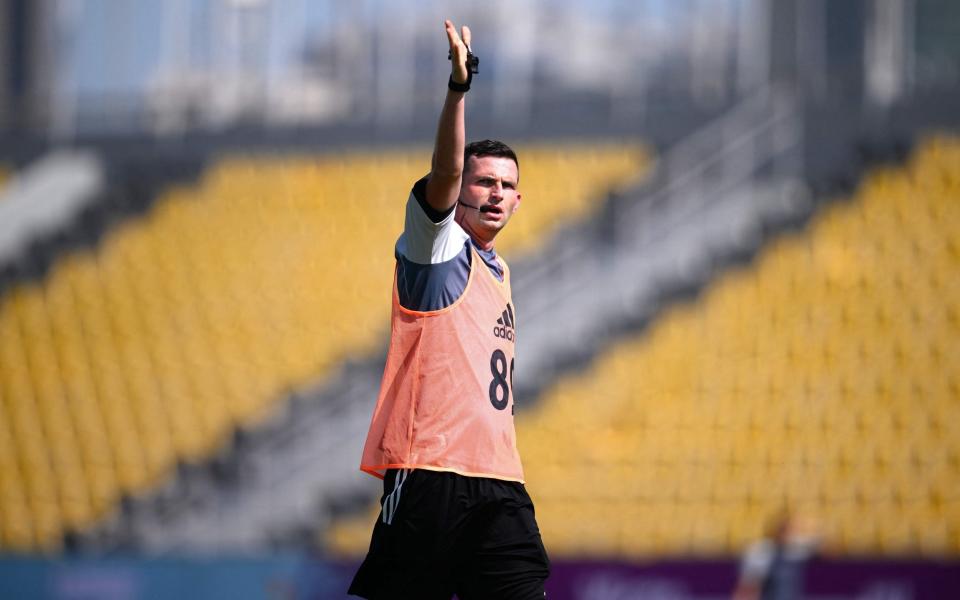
[325,136,960,558]
[0,142,649,552]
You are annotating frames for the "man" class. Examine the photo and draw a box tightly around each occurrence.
[348,19,550,600]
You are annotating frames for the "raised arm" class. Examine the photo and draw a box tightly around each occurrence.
[424,20,472,214]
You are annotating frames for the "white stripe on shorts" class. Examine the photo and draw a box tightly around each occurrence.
[381,469,410,525]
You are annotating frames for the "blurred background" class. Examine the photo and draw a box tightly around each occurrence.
[0,0,958,598]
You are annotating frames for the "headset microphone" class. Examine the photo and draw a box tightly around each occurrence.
[458,199,483,211]
[457,198,490,212]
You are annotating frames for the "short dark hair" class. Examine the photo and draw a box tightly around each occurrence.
[464,139,519,178]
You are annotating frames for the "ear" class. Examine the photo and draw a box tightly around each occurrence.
[513,193,521,212]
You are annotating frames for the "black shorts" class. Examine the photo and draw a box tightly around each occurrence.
[348,469,550,600]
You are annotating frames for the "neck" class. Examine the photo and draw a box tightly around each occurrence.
[456,214,495,251]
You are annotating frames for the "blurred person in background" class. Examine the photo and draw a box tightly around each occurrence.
[348,19,550,600]
[733,510,822,600]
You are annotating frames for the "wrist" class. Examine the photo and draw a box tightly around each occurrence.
[448,75,471,92]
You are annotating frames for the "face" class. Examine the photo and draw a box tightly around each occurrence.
[456,155,521,245]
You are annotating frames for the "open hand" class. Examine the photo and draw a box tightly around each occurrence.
[445,19,472,85]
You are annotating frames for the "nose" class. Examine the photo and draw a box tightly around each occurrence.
[490,182,504,201]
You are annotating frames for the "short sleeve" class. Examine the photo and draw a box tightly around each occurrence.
[396,177,469,265]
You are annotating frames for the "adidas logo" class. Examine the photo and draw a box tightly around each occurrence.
[493,303,516,342]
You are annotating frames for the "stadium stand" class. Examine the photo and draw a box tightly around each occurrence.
[0,142,649,552]
[324,136,959,559]
[116,85,802,555]
[511,135,959,558]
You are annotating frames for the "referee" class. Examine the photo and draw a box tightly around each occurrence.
[348,19,550,600]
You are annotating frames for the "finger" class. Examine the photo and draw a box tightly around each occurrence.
[461,25,472,50]
[445,19,460,47]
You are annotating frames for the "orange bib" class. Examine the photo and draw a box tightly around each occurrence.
[360,245,524,482]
